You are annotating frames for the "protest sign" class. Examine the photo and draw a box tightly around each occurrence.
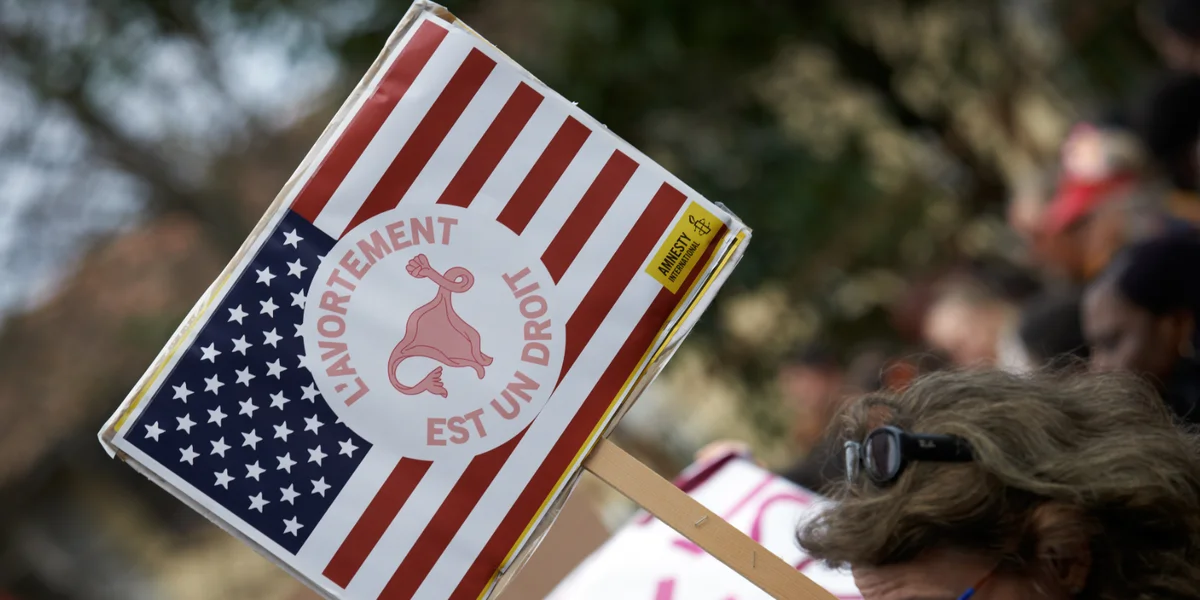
[549,452,863,600]
[98,1,756,599]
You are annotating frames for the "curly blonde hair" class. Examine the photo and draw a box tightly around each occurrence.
[798,369,1200,599]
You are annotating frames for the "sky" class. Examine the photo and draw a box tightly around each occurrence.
[0,1,360,317]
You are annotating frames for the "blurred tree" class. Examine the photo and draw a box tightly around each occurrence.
[0,0,1163,454]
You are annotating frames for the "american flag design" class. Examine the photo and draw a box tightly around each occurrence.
[102,6,747,600]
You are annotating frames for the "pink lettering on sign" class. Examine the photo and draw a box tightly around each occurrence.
[426,408,487,446]
[504,267,554,367]
[655,578,676,600]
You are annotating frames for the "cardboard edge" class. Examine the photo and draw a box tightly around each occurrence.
[481,225,751,599]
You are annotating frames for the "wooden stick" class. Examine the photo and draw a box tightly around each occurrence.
[583,439,837,600]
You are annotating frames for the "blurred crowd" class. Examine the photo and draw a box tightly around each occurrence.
[731,0,1200,495]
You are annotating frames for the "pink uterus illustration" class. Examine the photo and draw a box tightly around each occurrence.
[388,254,493,398]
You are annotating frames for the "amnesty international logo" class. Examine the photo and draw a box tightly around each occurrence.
[646,202,722,293]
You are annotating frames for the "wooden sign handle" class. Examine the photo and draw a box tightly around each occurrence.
[583,439,838,600]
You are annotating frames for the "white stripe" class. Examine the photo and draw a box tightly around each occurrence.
[396,68,521,208]
[310,30,475,237]
[344,457,473,598]
[468,103,569,222]
[515,135,616,251]
[294,448,398,573]
[553,167,660,315]
[333,154,654,594]
[411,249,675,600]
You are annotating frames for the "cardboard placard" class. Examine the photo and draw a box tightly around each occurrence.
[97,2,749,598]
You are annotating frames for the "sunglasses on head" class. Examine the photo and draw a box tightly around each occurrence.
[844,425,973,486]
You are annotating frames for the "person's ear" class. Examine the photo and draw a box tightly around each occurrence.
[1031,502,1092,595]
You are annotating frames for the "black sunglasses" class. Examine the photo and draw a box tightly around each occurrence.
[844,425,973,485]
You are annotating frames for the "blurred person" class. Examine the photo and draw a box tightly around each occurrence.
[778,343,846,451]
[799,369,1200,599]
[1031,118,1152,281]
[693,342,846,468]
[1135,71,1200,196]
[921,260,1039,368]
[1083,230,1200,422]
[1143,0,1200,72]
[997,289,1090,374]
[772,348,897,492]
[695,342,911,492]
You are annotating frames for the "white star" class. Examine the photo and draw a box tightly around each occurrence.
[260,297,279,318]
[312,478,331,497]
[245,461,265,481]
[214,470,233,489]
[266,359,287,379]
[270,391,291,410]
[256,267,276,286]
[180,446,199,465]
[263,328,283,348]
[273,421,293,442]
[339,439,359,458]
[231,336,251,355]
[290,291,307,309]
[144,422,164,441]
[307,446,327,466]
[277,453,296,473]
[294,323,304,338]
[210,437,231,458]
[303,415,323,435]
[287,259,308,279]
[242,429,262,450]
[280,485,300,505]
[207,406,227,427]
[172,383,193,402]
[176,413,196,434]
[249,492,270,512]
[204,375,224,395]
[301,384,320,402]
[235,367,255,387]
[283,229,303,248]
[238,398,258,417]
[200,343,221,363]
[228,304,249,324]
[283,516,304,536]
[297,353,311,370]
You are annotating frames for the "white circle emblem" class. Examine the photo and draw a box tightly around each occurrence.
[302,205,564,461]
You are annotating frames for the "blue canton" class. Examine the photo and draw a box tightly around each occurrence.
[129,210,371,553]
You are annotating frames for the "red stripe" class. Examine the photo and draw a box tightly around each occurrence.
[449,225,728,600]
[343,48,497,235]
[540,151,639,281]
[378,432,526,599]
[559,183,687,378]
[438,83,544,208]
[290,21,448,223]
[496,117,591,234]
[323,458,433,587]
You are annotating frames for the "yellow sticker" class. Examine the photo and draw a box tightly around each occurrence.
[646,201,721,293]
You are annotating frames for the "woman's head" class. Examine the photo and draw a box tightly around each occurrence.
[799,369,1200,600]
[1083,232,1200,378]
